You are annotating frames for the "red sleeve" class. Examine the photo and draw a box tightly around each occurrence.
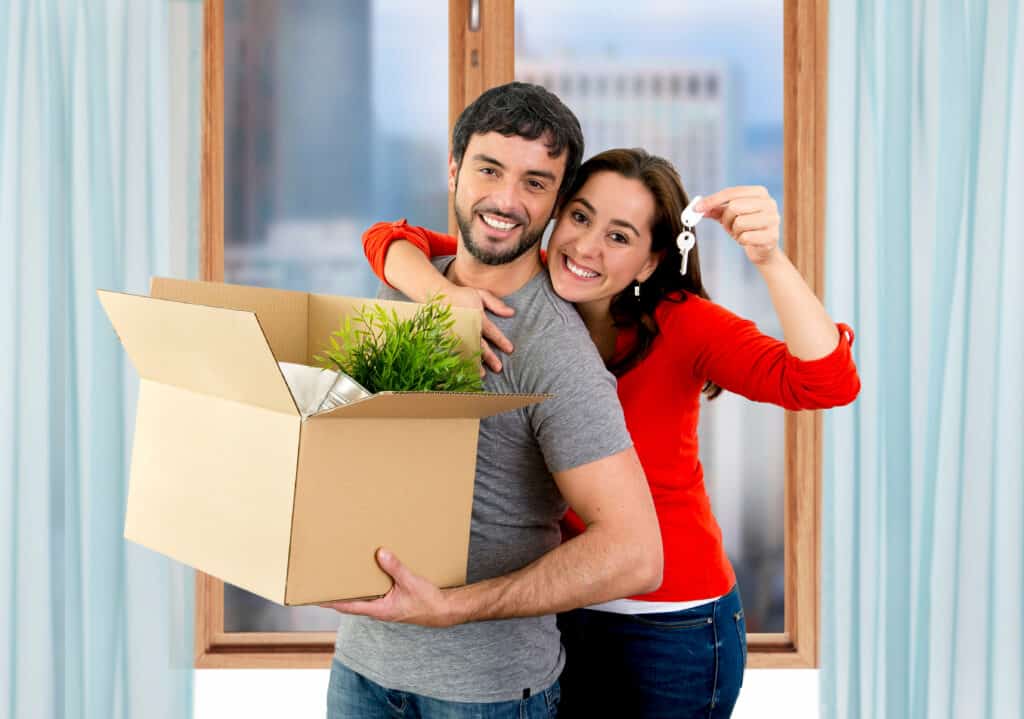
[665,295,861,410]
[560,509,587,543]
[361,219,458,287]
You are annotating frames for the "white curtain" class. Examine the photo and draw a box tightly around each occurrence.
[1,1,200,717]
[822,0,1023,717]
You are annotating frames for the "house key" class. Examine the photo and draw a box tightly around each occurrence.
[677,195,704,275]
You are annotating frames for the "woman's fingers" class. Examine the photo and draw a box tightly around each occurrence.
[697,186,780,266]
[481,315,513,355]
[477,289,515,317]
[479,289,514,355]
[480,337,503,374]
[736,229,777,248]
[696,186,767,218]
[729,207,781,234]
[710,196,779,237]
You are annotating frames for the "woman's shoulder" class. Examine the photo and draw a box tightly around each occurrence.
[654,290,726,325]
[653,292,755,355]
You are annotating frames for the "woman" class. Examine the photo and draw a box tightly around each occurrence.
[362,149,859,718]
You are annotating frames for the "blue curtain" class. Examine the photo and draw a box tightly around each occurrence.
[1,1,199,717]
[823,0,1022,717]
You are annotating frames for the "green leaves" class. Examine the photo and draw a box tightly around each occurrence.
[313,297,483,393]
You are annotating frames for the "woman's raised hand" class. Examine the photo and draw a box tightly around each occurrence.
[696,186,781,266]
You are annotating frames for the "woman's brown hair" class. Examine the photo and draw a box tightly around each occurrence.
[562,148,722,399]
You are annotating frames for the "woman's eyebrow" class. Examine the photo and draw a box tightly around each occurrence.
[609,218,641,237]
[573,197,640,237]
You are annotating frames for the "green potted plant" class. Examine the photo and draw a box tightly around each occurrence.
[314,296,483,394]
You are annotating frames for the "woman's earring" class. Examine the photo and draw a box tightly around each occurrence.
[634,282,641,299]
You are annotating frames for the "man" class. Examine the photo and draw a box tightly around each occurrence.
[323,82,662,718]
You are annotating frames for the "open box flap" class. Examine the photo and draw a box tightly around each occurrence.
[310,391,549,420]
[97,289,298,415]
[151,277,310,365]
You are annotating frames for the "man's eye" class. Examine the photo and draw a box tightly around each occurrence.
[610,233,629,244]
[528,180,545,190]
[480,167,496,175]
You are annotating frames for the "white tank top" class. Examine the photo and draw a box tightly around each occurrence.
[585,594,724,615]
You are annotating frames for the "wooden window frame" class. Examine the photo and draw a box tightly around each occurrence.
[195,0,828,669]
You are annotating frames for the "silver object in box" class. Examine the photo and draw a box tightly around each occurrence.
[316,370,372,413]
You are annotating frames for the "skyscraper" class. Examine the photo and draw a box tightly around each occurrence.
[517,60,739,197]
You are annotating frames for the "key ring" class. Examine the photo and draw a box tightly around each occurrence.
[676,196,704,275]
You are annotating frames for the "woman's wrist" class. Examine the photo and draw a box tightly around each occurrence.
[383,241,453,303]
[753,245,786,272]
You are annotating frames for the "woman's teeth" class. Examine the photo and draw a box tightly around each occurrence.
[565,256,599,279]
[481,214,518,231]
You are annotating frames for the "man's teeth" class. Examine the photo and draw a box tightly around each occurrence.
[565,256,599,279]
[481,214,517,231]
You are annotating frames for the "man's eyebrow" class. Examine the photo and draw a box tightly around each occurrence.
[571,197,641,237]
[472,153,505,168]
[525,169,558,183]
[471,154,557,183]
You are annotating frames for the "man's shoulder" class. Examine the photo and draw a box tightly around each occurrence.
[509,272,588,341]
[502,276,611,393]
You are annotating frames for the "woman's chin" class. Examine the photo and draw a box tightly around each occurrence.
[551,274,614,306]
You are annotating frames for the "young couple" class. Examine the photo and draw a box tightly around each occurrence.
[322,82,860,718]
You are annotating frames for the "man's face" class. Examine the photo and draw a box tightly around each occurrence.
[449,132,566,266]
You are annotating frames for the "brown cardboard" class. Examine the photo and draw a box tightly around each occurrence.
[125,381,300,604]
[151,276,310,364]
[97,290,297,415]
[286,418,480,604]
[98,278,549,606]
[314,392,546,420]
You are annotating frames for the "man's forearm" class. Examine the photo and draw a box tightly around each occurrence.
[442,521,663,624]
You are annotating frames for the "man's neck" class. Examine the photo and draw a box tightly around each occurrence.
[445,238,545,297]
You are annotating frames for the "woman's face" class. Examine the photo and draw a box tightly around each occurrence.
[547,172,661,306]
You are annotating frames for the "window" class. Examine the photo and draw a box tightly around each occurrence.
[196,0,827,669]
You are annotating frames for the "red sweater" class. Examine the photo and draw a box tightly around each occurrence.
[364,220,861,601]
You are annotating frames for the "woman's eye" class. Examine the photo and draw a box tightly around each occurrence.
[610,233,629,244]
[571,211,588,224]
[480,167,496,176]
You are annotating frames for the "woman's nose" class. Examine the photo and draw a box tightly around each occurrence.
[574,229,602,258]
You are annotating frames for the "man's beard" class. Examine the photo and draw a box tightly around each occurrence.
[454,201,546,266]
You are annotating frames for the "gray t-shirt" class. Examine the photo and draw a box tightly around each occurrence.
[333,260,633,702]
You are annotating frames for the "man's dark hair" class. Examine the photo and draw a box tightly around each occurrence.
[451,82,584,201]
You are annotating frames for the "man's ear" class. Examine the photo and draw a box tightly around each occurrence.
[448,154,458,194]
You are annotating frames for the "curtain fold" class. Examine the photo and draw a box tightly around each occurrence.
[1,1,199,717]
[823,0,1023,717]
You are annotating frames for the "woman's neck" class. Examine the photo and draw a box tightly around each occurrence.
[575,298,617,363]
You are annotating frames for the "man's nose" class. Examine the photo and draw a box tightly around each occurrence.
[489,179,526,215]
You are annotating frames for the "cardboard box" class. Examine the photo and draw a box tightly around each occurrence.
[97,277,545,605]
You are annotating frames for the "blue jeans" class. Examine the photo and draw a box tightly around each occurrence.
[557,585,747,718]
[326,658,561,718]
